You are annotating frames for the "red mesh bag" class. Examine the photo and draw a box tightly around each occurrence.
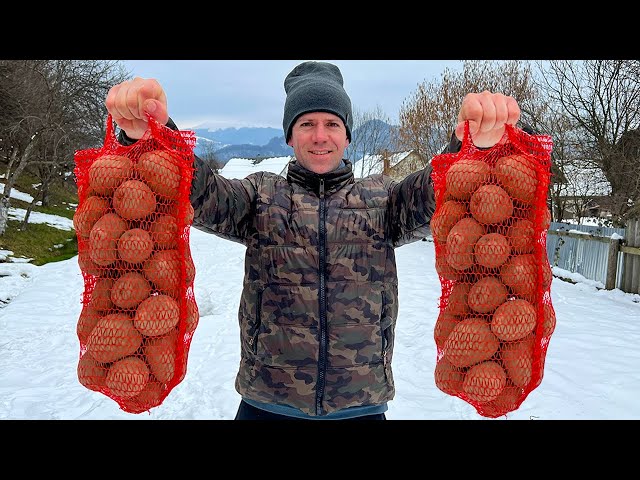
[430,122,554,418]
[73,114,199,414]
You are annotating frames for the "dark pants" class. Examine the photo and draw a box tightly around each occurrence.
[234,400,387,420]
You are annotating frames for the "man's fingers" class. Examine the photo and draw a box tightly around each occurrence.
[506,96,521,126]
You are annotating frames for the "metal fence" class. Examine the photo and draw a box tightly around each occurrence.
[546,222,627,289]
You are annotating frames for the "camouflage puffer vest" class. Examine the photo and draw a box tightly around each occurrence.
[190,158,435,416]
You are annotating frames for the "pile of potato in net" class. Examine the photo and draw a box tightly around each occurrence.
[73,115,198,414]
[430,123,555,418]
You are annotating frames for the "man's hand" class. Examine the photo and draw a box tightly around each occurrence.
[455,91,520,149]
[105,77,169,140]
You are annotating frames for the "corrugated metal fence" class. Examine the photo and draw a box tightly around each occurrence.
[546,220,640,294]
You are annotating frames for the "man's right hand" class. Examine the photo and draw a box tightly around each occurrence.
[105,77,170,140]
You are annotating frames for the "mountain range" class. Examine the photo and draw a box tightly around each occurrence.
[192,120,397,163]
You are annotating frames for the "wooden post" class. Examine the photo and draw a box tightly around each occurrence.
[606,237,621,290]
[629,220,640,294]
[621,219,639,294]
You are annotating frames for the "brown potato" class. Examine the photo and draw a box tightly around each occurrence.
[106,356,150,398]
[144,331,178,383]
[88,213,128,267]
[434,357,464,396]
[73,196,110,238]
[445,158,491,200]
[111,272,152,310]
[137,150,182,199]
[88,154,133,195]
[113,179,157,220]
[150,215,178,250]
[474,233,511,269]
[117,228,154,264]
[491,298,537,342]
[445,217,485,271]
[500,334,535,387]
[470,184,513,225]
[134,294,181,337]
[463,361,507,403]
[443,317,500,368]
[494,154,538,204]
[77,352,107,392]
[86,313,143,364]
[430,200,468,245]
[468,276,508,314]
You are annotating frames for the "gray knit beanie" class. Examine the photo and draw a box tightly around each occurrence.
[283,61,353,142]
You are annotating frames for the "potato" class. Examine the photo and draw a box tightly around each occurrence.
[77,304,101,345]
[469,184,513,225]
[136,150,182,199]
[144,249,196,294]
[134,294,181,337]
[149,214,178,250]
[445,158,491,200]
[86,313,142,364]
[443,317,500,368]
[117,228,154,264]
[186,296,200,334]
[507,218,535,254]
[77,244,101,276]
[542,302,556,337]
[444,282,471,317]
[480,384,522,417]
[491,298,537,342]
[87,277,115,312]
[435,253,462,281]
[88,154,133,195]
[434,357,464,396]
[474,233,511,269]
[467,276,508,314]
[445,217,485,271]
[463,361,507,403]
[144,331,178,383]
[88,213,127,267]
[434,310,460,350]
[111,272,152,310]
[494,154,538,204]
[129,381,166,412]
[500,334,535,387]
[113,179,157,221]
[430,200,468,245]
[73,196,110,238]
[77,352,107,392]
[106,356,150,398]
[501,254,552,299]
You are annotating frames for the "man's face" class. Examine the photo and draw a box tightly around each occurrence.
[287,112,350,174]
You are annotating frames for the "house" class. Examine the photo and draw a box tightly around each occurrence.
[551,163,613,220]
[351,150,427,180]
[219,156,292,179]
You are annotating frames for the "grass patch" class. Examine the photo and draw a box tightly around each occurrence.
[0,220,77,265]
[1,170,79,265]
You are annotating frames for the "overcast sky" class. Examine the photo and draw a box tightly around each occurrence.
[121,60,463,131]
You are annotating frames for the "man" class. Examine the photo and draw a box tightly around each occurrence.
[106,61,520,420]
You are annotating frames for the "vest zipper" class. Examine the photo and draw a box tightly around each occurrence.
[315,178,328,415]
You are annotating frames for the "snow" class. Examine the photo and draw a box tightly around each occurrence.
[1,218,639,420]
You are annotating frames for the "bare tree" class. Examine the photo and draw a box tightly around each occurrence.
[397,60,538,167]
[198,140,223,174]
[0,60,128,234]
[537,60,640,226]
[345,105,396,177]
